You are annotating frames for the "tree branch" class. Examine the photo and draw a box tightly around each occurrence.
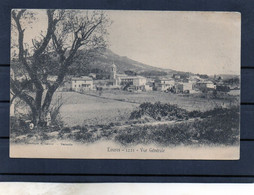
[52,33,66,62]
[11,10,32,75]
[33,10,57,58]
[10,78,36,111]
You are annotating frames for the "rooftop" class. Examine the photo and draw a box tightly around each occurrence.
[116,75,146,79]
[72,76,93,81]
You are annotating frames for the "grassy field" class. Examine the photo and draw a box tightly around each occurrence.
[84,90,238,111]
[11,91,240,147]
[51,90,238,127]
[11,103,239,147]
[52,92,138,127]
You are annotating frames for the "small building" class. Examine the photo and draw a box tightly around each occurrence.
[144,83,153,91]
[71,76,93,92]
[207,81,216,89]
[175,83,184,93]
[182,82,194,93]
[173,74,181,79]
[154,78,175,91]
[133,76,147,86]
[115,75,147,87]
[193,80,216,92]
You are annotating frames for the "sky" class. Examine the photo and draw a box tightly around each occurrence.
[107,11,241,75]
[12,10,241,75]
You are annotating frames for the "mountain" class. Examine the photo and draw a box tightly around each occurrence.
[79,48,174,75]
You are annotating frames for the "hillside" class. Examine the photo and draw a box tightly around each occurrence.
[76,48,173,75]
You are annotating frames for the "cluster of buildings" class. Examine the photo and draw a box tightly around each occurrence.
[70,63,153,92]
[68,63,226,94]
[11,62,233,95]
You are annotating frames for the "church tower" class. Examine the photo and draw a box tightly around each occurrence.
[110,62,117,86]
[110,62,116,80]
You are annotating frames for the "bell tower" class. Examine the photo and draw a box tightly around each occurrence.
[110,62,116,80]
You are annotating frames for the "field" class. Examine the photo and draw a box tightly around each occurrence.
[10,90,240,148]
[52,91,138,127]
[51,90,238,127]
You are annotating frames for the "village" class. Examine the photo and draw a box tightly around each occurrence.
[9,9,241,161]
[10,61,240,148]
[55,63,239,96]
[10,61,240,122]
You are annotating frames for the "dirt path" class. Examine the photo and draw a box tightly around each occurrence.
[111,118,201,131]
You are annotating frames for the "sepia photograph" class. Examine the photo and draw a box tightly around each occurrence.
[10,9,240,159]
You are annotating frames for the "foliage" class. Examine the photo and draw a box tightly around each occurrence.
[130,102,239,121]
[139,70,167,77]
[116,105,239,146]
[10,98,239,146]
[130,102,189,121]
[124,70,137,76]
[223,77,240,86]
[11,9,111,126]
[197,74,209,79]
[49,100,64,128]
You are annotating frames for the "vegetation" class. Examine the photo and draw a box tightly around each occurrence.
[124,70,137,76]
[117,103,239,146]
[11,9,110,127]
[197,74,209,79]
[223,77,240,86]
[139,70,167,77]
[130,102,189,121]
[115,111,239,146]
[129,102,239,121]
[11,100,239,147]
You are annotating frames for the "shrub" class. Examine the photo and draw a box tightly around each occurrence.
[130,102,189,121]
[49,100,64,129]
[117,105,240,146]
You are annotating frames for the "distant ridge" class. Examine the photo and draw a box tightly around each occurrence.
[82,48,175,74]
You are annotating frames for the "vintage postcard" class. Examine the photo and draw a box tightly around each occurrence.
[10,10,241,159]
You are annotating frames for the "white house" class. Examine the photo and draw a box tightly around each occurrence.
[206,81,216,89]
[132,76,147,86]
[155,78,175,91]
[71,76,93,92]
[116,75,147,87]
[193,80,216,92]
[143,84,153,91]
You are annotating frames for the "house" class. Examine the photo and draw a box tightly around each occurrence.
[175,83,184,93]
[116,75,147,87]
[173,74,181,79]
[182,82,194,93]
[144,83,153,91]
[71,76,93,92]
[206,81,216,89]
[193,80,216,92]
[154,78,175,91]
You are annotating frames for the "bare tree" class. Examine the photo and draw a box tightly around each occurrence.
[11,9,110,126]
